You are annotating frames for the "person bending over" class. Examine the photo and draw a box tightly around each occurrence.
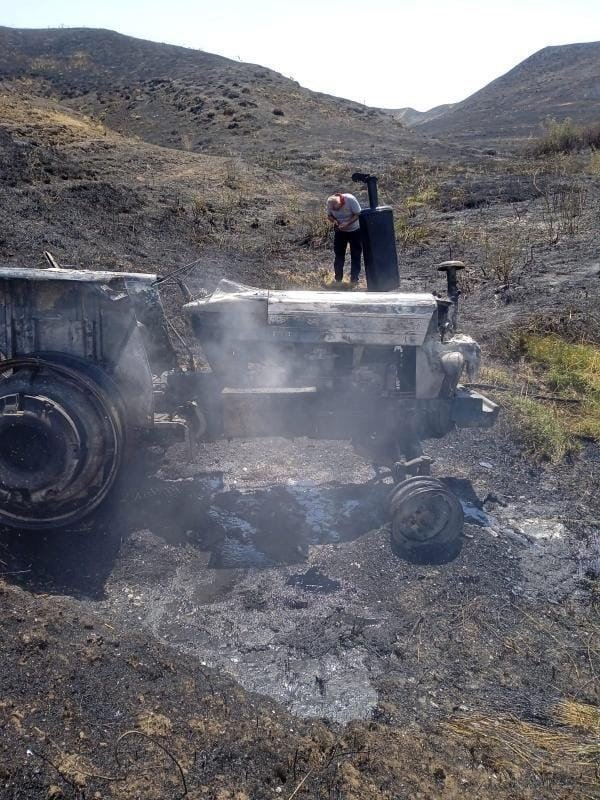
[325,192,362,285]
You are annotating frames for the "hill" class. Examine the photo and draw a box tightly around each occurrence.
[0,26,443,163]
[416,41,600,144]
[0,25,473,294]
[386,102,455,127]
[0,89,336,289]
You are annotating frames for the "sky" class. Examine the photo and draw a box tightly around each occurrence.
[2,0,600,110]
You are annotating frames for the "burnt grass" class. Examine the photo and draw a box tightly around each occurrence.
[0,39,599,799]
[0,425,599,799]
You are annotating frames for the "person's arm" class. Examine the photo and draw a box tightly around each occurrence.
[337,213,359,230]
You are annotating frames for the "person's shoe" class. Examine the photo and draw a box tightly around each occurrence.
[350,279,360,289]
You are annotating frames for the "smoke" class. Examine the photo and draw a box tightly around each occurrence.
[186,280,349,440]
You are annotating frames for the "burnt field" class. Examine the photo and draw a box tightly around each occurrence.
[0,39,600,798]
[1,416,599,798]
[1,168,599,797]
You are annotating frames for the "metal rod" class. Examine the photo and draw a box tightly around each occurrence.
[152,257,204,287]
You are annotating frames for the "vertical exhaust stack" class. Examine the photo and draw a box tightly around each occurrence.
[352,172,399,292]
[437,260,465,332]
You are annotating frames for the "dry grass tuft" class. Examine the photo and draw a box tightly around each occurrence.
[0,95,106,139]
[554,700,600,732]
[137,711,173,737]
[297,205,333,249]
[445,702,600,782]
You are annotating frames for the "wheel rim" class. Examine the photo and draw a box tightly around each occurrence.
[390,477,463,546]
[0,358,124,529]
[0,394,79,492]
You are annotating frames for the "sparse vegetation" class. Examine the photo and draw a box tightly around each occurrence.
[403,186,439,217]
[505,395,577,462]
[523,335,600,440]
[480,333,600,461]
[394,215,433,248]
[530,117,600,156]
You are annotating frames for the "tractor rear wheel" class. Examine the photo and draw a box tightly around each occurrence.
[0,358,125,529]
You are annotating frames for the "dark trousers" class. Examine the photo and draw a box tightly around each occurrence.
[333,229,362,282]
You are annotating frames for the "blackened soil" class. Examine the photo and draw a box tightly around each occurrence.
[1,422,598,799]
[0,33,599,799]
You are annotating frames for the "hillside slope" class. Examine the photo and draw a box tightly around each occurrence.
[386,103,455,127]
[0,89,340,293]
[0,26,443,162]
[417,41,600,143]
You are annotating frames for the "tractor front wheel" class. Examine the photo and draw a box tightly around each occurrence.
[389,476,464,562]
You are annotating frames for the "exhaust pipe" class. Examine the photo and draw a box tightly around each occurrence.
[352,172,399,292]
[437,260,465,332]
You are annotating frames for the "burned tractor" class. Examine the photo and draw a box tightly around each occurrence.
[0,266,182,529]
[0,177,498,560]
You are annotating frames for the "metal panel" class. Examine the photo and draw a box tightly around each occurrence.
[267,291,436,346]
[266,313,430,346]
[0,266,157,283]
[186,283,436,347]
[267,289,436,313]
[222,386,317,438]
[451,388,499,428]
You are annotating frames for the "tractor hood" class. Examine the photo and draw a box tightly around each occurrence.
[184,280,438,346]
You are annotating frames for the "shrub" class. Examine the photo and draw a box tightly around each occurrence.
[478,222,528,283]
[531,158,588,241]
[530,117,600,156]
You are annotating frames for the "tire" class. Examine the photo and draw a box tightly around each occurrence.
[389,476,464,563]
[0,358,125,529]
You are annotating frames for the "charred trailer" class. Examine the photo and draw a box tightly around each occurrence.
[0,267,182,529]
